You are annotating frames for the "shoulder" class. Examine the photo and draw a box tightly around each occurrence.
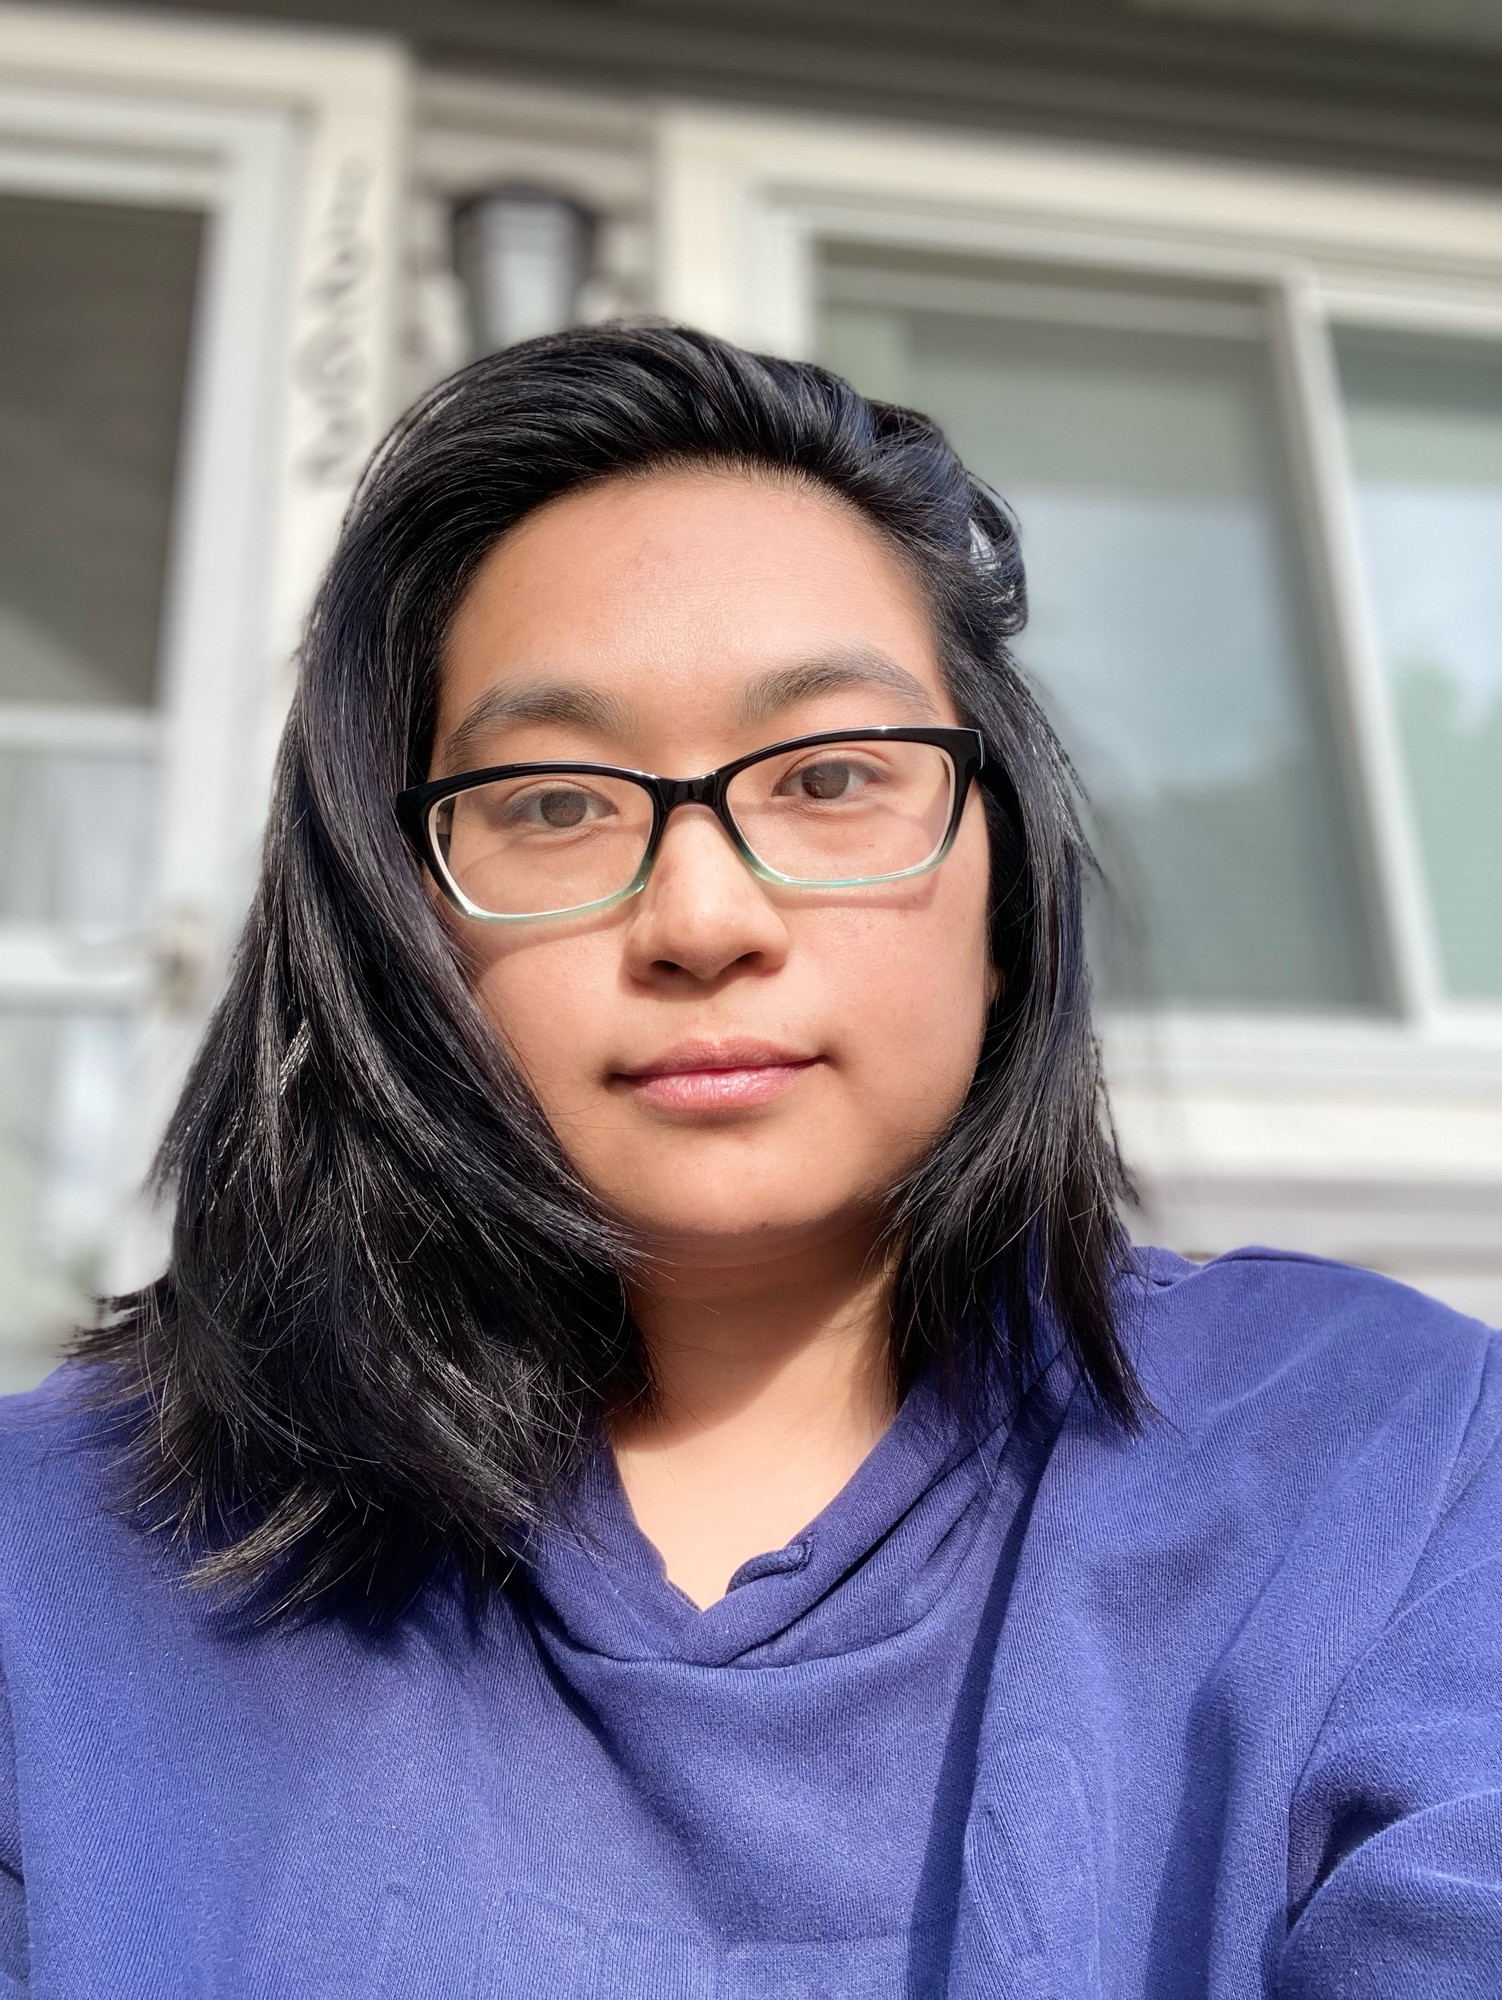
[1120,1245,1500,1502]
[1029,1252,1502,1716]
[1130,1243,1495,1407]
[0,1361,118,1482]
[0,1364,153,1604]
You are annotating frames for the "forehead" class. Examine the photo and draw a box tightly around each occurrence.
[435,468,950,762]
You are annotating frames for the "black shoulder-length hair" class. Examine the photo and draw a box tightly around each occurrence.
[81,322,1141,1616]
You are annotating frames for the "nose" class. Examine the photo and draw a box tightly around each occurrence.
[622,805,790,985]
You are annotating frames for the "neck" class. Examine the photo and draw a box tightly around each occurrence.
[610,1224,900,1608]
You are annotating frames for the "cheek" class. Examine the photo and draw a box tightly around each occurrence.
[827,848,993,1132]
[464,931,618,1112]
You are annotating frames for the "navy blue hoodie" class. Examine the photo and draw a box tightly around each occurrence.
[0,1247,1498,1996]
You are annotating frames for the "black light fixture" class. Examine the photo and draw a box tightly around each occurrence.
[452,188,597,356]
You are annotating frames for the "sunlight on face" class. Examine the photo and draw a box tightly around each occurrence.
[433,469,995,1271]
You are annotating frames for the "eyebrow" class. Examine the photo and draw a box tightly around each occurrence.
[735,651,940,725]
[437,649,940,774]
[438,681,636,774]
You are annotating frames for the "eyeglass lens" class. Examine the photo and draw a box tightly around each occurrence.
[430,737,959,920]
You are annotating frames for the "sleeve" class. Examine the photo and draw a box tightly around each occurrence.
[0,1656,27,1996]
[1277,1343,1502,2000]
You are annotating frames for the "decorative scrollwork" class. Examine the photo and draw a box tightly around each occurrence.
[295,156,376,488]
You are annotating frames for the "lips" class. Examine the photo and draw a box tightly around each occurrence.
[615,1039,820,1114]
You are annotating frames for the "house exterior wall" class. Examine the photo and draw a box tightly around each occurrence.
[0,1,1498,1382]
[82,0,1502,185]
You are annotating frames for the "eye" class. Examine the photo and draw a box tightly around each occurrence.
[776,757,878,803]
[505,783,615,830]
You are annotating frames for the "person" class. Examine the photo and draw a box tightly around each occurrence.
[0,324,1497,1999]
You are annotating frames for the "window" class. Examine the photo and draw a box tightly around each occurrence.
[1336,331,1502,1002]
[657,111,1502,1028]
[656,106,1502,1303]
[0,8,407,1387]
[821,252,1377,1008]
[0,189,199,1368]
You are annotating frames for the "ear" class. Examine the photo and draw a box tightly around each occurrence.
[988,964,1004,1007]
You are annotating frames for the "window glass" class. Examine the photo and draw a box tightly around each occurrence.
[1335,331,1502,1000]
[0,731,157,930]
[820,253,1377,1009]
[0,1012,138,1391]
[0,190,200,708]
[0,189,201,1377]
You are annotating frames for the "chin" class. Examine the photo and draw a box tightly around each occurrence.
[612,1193,863,1263]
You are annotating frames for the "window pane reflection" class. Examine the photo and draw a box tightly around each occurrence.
[1336,331,1502,1000]
[821,260,1377,1009]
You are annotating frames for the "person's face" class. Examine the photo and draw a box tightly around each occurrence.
[431,469,995,1272]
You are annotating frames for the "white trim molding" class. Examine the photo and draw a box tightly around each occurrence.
[656,104,1502,354]
[0,6,409,1305]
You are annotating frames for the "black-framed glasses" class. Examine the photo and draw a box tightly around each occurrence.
[395,726,986,924]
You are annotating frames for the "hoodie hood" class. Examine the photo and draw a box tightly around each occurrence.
[523,1369,1055,1669]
